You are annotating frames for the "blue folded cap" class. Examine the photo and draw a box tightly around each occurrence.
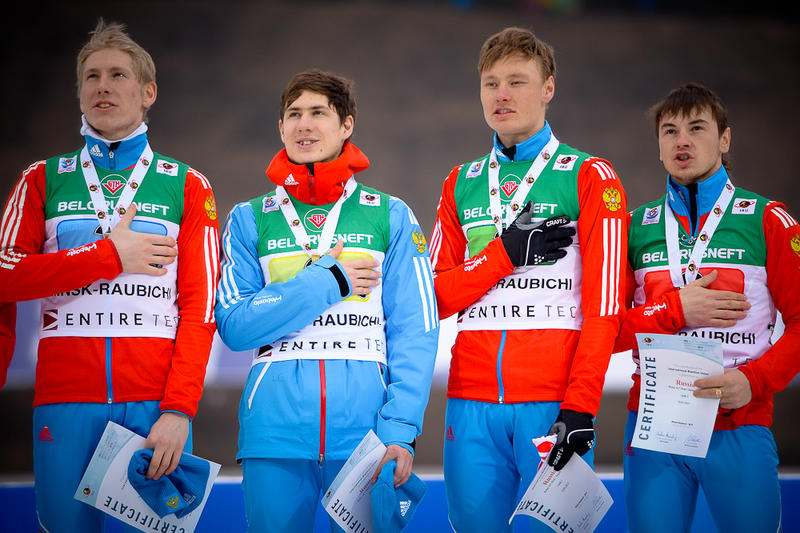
[127,449,210,518]
[371,461,427,533]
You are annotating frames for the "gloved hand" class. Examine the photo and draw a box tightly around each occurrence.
[500,202,576,267]
[547,409,595,471]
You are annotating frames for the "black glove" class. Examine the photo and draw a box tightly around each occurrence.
[500,202,576,267]
[547,409,595,471]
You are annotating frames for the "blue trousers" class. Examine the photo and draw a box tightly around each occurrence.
[241,458,349,533]
[33,401,192,533]
[443,399,594,533]
[623,410,781,533]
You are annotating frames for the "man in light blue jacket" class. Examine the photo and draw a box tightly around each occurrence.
[215,69,438,532]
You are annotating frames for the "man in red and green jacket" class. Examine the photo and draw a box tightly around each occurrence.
[0,20,219,533]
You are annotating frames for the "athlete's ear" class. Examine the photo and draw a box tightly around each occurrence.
[719,127,731,154]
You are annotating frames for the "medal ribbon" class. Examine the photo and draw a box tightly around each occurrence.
[80,143,153,236]
[275,177,357,260]
[487,134,560,235]
[664,178,735,286]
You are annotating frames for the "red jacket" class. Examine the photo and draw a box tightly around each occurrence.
[430,157,627,416]
[0,156,219,418]
[615,203,800,429]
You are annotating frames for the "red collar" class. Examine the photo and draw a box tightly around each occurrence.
[265,142,370,204]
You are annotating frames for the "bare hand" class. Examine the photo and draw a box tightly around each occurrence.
[371,444,414,487]
[109,204,177,276]
[693,368,752,409]
[679,270,750,327]
[328,240,381,297]
[143,412,190,480]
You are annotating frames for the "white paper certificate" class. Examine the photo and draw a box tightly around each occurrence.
[510,450,613,532]
[74,421,220,533]
[632,333,723,458]
[322,430,387,533]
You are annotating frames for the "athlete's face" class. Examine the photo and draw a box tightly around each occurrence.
[79,48,156,141]
[658,107,730,186]
[279,91,354,164]
[480,55,554,148]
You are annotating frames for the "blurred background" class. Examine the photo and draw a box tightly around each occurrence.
[1,0,798,476]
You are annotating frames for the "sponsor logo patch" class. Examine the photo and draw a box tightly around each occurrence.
[262,196,278,213]
[732,198,757,215]
[38,426,54,442]
[156,160,179,176]
[359,190,381,206]
[58,157,77,174]
[89,144,103,157]
[445,425,455,441]
[642,205,661,225]
[304,208,328,231]
[101,174,127,195]
[500,175,520,198]
[602,187,622,212]
[284,174,298,186]
[466,160,485,178]
[552,154,578,171]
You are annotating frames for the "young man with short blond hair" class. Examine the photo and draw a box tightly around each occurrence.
[616,82,800,532]
[0,20,219,533]
[216,69,437,532]
[430,27,627,532]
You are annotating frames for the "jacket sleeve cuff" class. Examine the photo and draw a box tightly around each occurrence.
[736,363,762,399]
[159,409,192,422]
[314,254,352,298]
[376,418,418,456]
[99,238,124,279]
[665,289,687,329]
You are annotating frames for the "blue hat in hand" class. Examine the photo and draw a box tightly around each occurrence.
[128,449,210,518]
[371,461,427,533]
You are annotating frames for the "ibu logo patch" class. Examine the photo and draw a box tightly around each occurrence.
[732,198,757,215]
[466,159,485,178]
[156,160,179,176]
[359,190,381,206]
[552,154,578,171]
[101,174,127,195]
[262,196,278,213]
[58,157,77,174]
[642,205,662,225]
[304,208,328,232]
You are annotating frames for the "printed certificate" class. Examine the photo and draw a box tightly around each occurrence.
[632,333,723,458]
[510,446,613,532]
[74,421,220,533]
[322,430,387,533]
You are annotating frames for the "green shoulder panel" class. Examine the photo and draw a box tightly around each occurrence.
[628,188,769,271]
[250,183,391,260]
[43,150,188,225]
[452,144,589,257]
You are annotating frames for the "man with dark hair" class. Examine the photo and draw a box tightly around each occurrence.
[215,69,437,532]
[0,20,219,533]
[616,82,799,532]
[429,27,627,532]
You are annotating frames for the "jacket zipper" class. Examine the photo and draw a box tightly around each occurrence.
[496,330,507,403]
[106,337,113,404]
[319,360,327,466]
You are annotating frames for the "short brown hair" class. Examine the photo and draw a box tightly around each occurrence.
[76,19,156,91]
[279,70,357,125]
[651,83,729,137]
[478,27,556,79]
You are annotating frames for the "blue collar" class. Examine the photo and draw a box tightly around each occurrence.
[493,121,552,162]
[666,166,729,217]
[83,133,148,171]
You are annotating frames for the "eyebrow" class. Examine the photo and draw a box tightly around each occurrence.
[661,118,709,130]
[286,104,330,112]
